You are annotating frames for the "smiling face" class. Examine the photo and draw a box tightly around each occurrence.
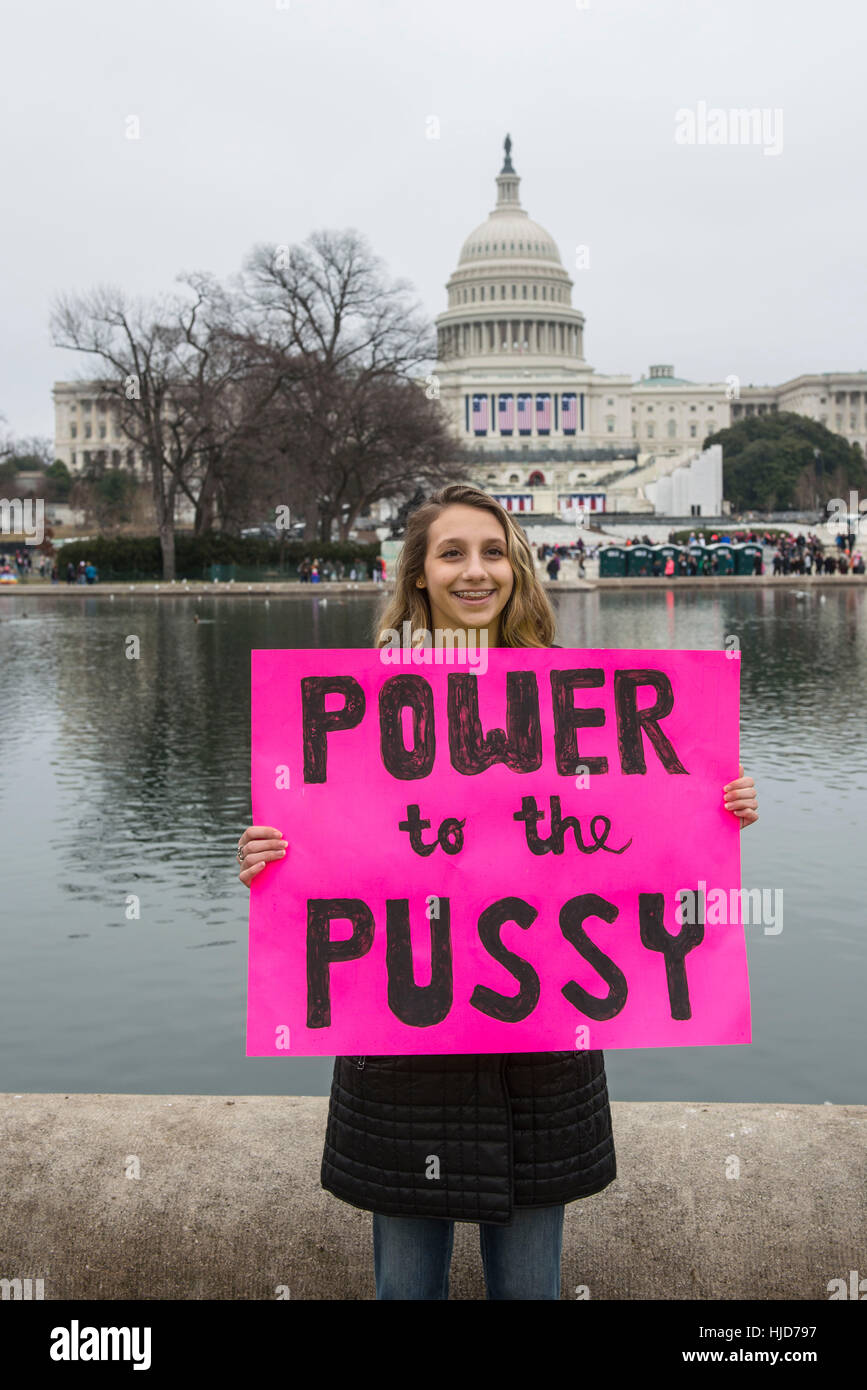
[420,503,515,644]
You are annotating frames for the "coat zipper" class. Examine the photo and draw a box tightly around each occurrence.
[356,1056,366,1070]
[500,1054,514,1214]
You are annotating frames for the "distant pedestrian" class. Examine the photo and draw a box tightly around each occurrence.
[546,555,560,581]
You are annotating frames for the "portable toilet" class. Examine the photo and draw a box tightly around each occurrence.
[626,545,655,577]
[656,544,684,576]
[686,543,708,574]
[707,543,735,575]
[598,546,628,577]
[735,543,763,575]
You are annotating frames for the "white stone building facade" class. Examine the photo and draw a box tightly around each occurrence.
[52,385,146,478]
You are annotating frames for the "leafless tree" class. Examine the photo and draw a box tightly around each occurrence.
[52,281,209,577]
[50,275,290,575]
[307,368,462,539]
[241,229,459,538]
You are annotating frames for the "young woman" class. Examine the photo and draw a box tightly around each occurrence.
[237,483,759,1300]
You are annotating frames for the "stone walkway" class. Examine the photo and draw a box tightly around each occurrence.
[2,1091,864,1299]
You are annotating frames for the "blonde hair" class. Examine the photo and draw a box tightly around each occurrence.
[373,483,556,647]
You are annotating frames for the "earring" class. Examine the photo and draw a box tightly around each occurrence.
[416,579,425,587]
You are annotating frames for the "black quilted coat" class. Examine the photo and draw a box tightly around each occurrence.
[320,1048,616,1225]
[319,641,617,1224]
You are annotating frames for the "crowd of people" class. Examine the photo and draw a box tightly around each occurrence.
[536,538,594,581]
[768,531,864,575]
[0,551,104,584]
[677,529,777,546]
[64,558,99,584]
[296,555,387,583]
[532,526,866,579]
[0,547,60,581]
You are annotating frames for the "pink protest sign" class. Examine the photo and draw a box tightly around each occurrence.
[247,647,750,1057]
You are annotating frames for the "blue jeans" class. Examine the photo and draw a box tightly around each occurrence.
[372,1204,564,1300]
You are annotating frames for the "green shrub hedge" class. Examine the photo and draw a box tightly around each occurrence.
[55,534,380,581]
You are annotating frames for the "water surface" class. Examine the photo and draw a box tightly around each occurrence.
[0,586,863,1102]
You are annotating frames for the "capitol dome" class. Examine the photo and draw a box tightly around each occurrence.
[435,135,585,366]
[456,135,563,266]
[458,214,562,267]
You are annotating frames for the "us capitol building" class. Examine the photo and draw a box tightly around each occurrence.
[53,134,867,520]
[429,135,867,517]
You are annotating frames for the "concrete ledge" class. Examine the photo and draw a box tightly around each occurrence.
[1,1095,864,1300]
[0,581,391,598]
[3,573,865,597]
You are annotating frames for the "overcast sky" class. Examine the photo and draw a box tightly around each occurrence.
[3,0,866,441]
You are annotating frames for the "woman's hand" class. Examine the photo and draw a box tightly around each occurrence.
[723,765,758,830]
[237,825,287,887]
